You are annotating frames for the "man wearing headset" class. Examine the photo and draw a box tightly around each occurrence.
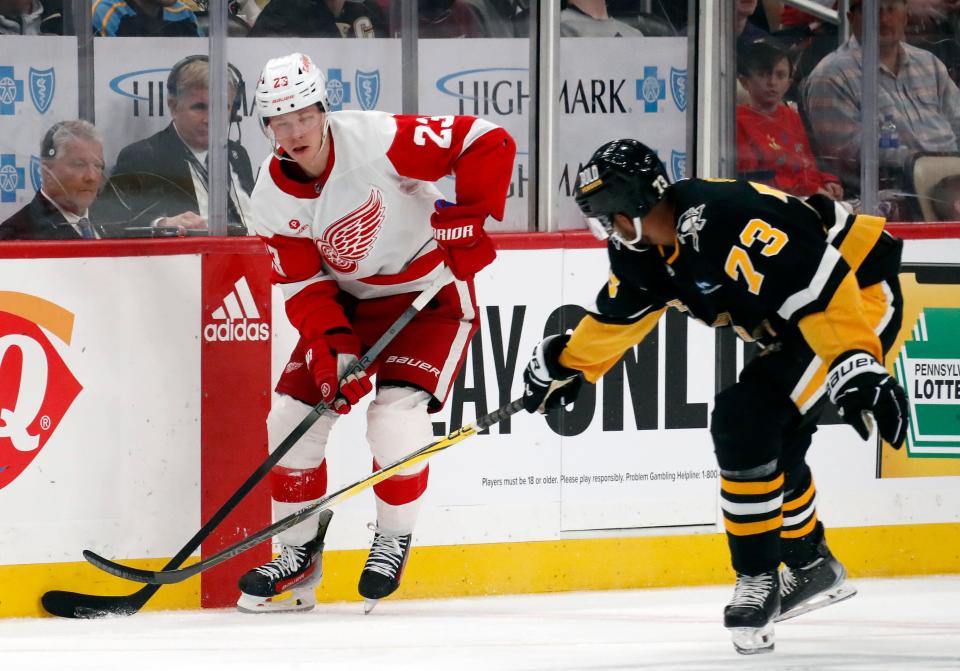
[101,55,253,235]
[1,120,107,240]
[236,52,515,615]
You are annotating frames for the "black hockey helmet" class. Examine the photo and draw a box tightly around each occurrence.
[574,139,671,244]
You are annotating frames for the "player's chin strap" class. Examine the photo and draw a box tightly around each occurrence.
[612,215,644,249]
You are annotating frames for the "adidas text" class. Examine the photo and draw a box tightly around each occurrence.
[203,320,271,342]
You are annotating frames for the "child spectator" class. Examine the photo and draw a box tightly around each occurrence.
[736,40,842,199]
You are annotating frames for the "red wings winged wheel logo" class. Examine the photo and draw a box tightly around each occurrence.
[317,188,385,274]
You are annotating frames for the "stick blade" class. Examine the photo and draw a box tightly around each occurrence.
[41,589,149,619]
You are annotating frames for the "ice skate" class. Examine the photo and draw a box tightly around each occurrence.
[236,510,333,614]
[358,524,412,614]
[723,571,780,655]
[777,541,857,622]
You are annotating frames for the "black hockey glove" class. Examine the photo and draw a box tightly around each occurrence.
[826,350,908,448]
[522,334,584,414]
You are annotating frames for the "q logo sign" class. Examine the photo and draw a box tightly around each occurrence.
[0,292,82,490]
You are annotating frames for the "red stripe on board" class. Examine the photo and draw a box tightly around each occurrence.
[0,237,267,259]
[885,222,960,239]
[200,250,273,609]
[0,223,956,260]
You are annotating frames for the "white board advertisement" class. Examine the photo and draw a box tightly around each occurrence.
[0,255,201,564]
[418,38,688,231]
[0,37,79,223]
[269,239,960,552]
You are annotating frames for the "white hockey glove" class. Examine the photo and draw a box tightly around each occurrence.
[826,350,908,448]
[522,334,584,414]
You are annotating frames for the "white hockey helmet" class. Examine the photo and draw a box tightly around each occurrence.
[255,52,329,119]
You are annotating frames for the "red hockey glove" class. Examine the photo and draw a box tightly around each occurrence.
[430,201,496,281]
[305,333,372,415]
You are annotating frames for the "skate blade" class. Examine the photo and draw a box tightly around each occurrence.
[729,623,775,655]
[236,588,317,614]
[363,598,379,615]
[775,584,857,622]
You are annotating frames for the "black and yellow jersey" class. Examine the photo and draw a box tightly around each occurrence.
[559,179,903,383]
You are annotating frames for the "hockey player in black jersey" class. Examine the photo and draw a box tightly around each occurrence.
[521,139,909,655]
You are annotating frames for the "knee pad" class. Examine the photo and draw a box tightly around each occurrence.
[267,393,337,470]
[366,386,433,473]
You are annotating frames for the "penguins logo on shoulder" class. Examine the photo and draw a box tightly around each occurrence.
[677,204,707,251]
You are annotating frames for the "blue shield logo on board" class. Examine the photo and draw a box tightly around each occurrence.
[355,70,380,110]
[670,67,687,112]
[29,67,55,114]
[30,155,42,191]
[671,150,686,182]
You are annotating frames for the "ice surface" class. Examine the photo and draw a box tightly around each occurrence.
[2,576,958,671]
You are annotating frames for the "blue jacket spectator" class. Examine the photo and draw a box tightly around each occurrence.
[92,0,202,37]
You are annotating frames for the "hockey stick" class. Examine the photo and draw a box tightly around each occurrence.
[83,398,525,585]
[41,268,454,618]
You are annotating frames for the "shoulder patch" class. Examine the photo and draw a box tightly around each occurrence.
[677,204,707,251]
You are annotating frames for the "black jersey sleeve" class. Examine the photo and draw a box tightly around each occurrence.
[557,247,667,383]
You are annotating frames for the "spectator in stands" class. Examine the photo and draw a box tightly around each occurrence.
[461,0,517,37]
[929,173,960,220]
[608,0,687,34]
[92,0,202,36]
[737,0,770,50]
[0,0,61,34]
[905,0,960,84]
[0,120,108,240]
[99,56,252,235]
[561,0,643,36]
[419,0,485,37]
[248,0,387,37]
[802,0,960,198]
[736,41,842,199]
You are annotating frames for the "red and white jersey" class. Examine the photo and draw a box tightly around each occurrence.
[251,110,515,344]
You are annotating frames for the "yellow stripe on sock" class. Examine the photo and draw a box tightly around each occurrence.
[721,473,784,496]
[723,515,783,536]
[783,482,816,512]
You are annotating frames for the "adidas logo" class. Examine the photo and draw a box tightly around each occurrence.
[203,277,271,343]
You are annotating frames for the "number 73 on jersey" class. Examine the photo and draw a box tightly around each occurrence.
[722,183,791,295]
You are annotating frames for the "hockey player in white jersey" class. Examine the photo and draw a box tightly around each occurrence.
[236,52,516,614]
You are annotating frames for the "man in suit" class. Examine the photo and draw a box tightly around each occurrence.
[0,120,107,240]
[100,55,254,235]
